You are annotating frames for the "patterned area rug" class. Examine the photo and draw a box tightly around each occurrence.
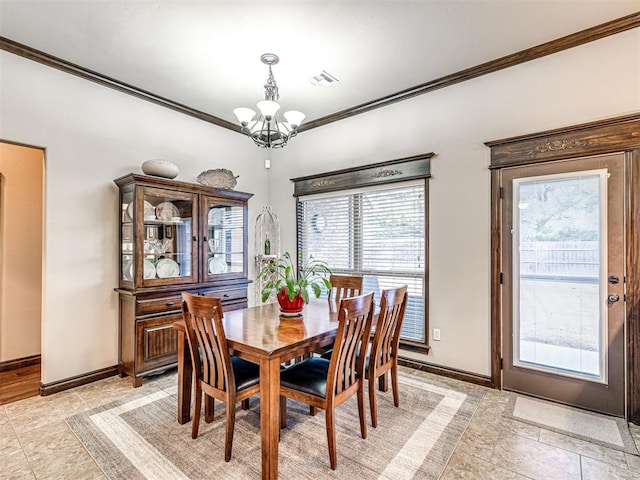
[66,369,484,479]
[504,395,639,455]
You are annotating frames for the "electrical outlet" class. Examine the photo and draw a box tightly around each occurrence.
[433,328,441,341]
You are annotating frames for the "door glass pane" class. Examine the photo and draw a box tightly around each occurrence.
[513,170,606,382]
[207,204,244,274]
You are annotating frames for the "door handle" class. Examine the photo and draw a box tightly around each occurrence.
[608,293,620,304]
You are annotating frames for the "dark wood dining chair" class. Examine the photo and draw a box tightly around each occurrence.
[313,274,364,363]
[311,274,365,416]
[365,286,408,427]
[328,274,363,304]
[279,292,374,470]
[181,292,260,461]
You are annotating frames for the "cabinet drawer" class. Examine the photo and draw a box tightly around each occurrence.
[135,314,180,373]
[136,294,183,316]
[201,287,247,304]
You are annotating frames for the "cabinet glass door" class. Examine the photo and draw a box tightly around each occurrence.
[137,187,197,286]
[204,198,246,279]
[120,188,135,285]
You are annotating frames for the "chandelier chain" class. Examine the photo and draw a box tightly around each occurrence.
[264,65,279,102]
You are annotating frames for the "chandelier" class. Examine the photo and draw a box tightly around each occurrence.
[233,53,305,149]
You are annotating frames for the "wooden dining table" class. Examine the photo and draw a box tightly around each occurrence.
[172,297,341,480]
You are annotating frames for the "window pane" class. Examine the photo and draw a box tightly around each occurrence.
[297,196,352,270]
[361,188,425,273]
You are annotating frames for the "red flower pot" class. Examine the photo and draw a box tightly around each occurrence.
[277,288,304,314]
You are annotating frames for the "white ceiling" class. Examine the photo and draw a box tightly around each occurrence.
[1,1,638,128]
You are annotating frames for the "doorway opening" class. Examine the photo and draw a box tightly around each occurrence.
[0,141,45,404]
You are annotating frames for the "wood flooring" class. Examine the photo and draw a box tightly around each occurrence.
[0,363,40,405]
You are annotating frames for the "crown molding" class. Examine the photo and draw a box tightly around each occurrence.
[0,36,240,133]
[1,11,638,134]
[300,11,640,132]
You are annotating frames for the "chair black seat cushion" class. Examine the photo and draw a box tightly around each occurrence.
[280,357,330,398]
[231,356,260,391]
[319,349,333,360]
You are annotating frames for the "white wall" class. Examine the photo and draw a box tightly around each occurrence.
[269,30,640,376]
[0,52,268,384]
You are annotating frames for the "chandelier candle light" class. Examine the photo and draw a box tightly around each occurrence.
[233,53,305,149]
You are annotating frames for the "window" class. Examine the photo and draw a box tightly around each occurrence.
[291,154,431,347]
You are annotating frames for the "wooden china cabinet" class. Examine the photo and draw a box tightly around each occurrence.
[114,173,252,387]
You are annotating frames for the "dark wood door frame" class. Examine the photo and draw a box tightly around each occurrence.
[485,113,640,423]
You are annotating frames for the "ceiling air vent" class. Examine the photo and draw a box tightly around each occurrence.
[310,70,339,87]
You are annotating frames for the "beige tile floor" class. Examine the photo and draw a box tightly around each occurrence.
[1,369,639,479]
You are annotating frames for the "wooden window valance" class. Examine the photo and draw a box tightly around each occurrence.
[290,153,433,197]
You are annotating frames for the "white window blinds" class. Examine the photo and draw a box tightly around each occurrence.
[297,182,426,342]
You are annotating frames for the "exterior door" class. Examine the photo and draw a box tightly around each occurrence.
[501,153,625,416]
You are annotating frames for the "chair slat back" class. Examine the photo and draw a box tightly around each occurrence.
[370,286,408,371]
[182,293,235,394]
[328,292,374,396]
[328,274,363,304]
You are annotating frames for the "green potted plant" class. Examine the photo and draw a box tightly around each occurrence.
[259,251,332,314]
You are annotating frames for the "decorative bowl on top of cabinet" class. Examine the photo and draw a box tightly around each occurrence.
[114,173,253,387]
